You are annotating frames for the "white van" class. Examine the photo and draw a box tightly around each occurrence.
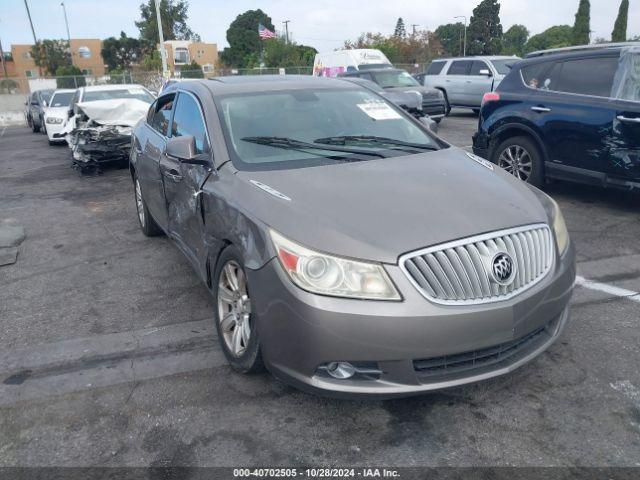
[313,49,393,77]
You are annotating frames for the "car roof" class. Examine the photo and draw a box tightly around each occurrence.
[168,75,360,96]
[80,84,147,92]
[515,46,629,69]
[52,89,76,94]
[433,56,519,62]
[525,42,640,58]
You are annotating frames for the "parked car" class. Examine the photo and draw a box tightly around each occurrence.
[130,76,575,399]
[25,89,53,133]
[418,56,520,113]
[64,84,155,171]
[339,68,447,122]
[473,44,640,189]
[43,89,75,145]
[313,49,393,77]
[340,76,437,132]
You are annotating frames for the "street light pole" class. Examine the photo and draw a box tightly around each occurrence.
[454,15,467,56]
[154,0,168,77]
[60,2,71,44]
[282,20,290,43]
[23,0,38,44]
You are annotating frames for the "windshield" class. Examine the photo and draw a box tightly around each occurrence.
[49,91,74,107]
[83,87,154,103]
[491,59,519,75]
[372,71,420,88]
[40,90,53,104]
[217,88,439,171]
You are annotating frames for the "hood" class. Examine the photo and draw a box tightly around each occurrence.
[385,86,442,99]
[381,91,422,110]
[76,98,151,127]
[44,106,69,119]
[234,148,549,264]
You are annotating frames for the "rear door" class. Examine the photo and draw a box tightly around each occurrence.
[521,55,620,177]
[444,60,472,105]
[162,91,213,271]
[137,93,176,230]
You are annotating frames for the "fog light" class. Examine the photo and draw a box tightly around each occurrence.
[326,362,356,379]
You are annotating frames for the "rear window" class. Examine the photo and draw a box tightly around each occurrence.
[426,61,446,75]
[522,56,619,97]
[447,61,472,75]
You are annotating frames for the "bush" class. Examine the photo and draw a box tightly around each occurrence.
[180,61,204,78]
[0,78,19,93]
[55,65,86,89]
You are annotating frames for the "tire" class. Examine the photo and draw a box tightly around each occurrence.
[213,245,265,374]
[40,117,47,134]
[472,108,480,115]
[32,118,40,133]
[442,91,451,116]
[133,175,163,237]
[434,118,442,124]
[492,136,544,187]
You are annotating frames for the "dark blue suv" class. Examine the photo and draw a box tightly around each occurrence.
[473,44,640,189]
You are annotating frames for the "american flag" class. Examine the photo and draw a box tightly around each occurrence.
[258,23,276,39]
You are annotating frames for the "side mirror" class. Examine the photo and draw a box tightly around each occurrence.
[166,135,210,166]
[478,69,492,77]
[419,116,438,134]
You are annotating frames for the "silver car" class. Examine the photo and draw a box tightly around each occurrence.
[130,76,575,399]
[418,56,520,112]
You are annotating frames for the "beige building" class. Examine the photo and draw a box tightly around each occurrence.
[10,39,105,78]
[162,40,218,75]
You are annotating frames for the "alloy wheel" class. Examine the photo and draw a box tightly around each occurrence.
[217,261,252,357]
[498,145,532,181]
[135,179,145,227]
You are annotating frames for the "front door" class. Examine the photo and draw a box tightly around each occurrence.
[608,100,640,182]
[161,91,213,275]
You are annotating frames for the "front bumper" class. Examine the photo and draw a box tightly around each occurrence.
[422,99,447,119]
[45,122,67,142]
[249,242,576,399]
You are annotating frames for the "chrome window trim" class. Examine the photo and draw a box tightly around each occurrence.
[398,223,555,306]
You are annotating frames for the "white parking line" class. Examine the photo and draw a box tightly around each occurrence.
[575,275,640,303]
[0,126,7,138]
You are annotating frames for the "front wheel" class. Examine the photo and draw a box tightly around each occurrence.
[213,246,264,374]
[492,136,544,187]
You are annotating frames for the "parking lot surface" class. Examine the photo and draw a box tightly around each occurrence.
[1,112,640,467]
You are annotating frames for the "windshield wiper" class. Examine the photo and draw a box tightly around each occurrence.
[241,136,386,159]
[314,135,439,152]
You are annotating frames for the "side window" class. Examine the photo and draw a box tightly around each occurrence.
[150,94,175,136]
[171,93,209,154]
[146,100,157,123]
[470,61,489,76]
[358,72,374,81]
[447,60,472,75]
[555,57,619,98]
[521,61,561,90]
[426,61,445,75]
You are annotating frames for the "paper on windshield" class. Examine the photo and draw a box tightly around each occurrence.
[357,100,402,120]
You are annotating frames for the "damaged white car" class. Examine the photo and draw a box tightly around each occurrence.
[64,85,155,172]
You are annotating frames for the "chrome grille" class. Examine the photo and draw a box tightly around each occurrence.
[399,224,554,305]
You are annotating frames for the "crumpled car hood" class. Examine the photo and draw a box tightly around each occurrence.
[75,98,150,127]
[233,148,549,264]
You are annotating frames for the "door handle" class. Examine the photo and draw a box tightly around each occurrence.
[531,106,551,113]
[163,169,182,182]
[617,115,640,124]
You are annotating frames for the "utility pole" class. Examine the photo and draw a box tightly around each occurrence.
[61,2,71,44]
[454,15,467,56]
[0,36,7,78]
[282,20,290,43]
[23,0,38,44]
[154,0,168,77]
[411,24,419,35]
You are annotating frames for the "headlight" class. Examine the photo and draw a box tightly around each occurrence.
[46,117,63,124]
[549,197,569,255]
[270,230,401,301]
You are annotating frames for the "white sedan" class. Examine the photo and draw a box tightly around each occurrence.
[43,89,75,145]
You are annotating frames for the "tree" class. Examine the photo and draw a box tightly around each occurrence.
[572,0,591,45]
[434,23,465,56]
[502,25,529,56]
[524,25,573,53]
[180,60,203,78]
[141,50,162,70]
[30,40,70,75]
[219,9,275,68]
[101,32,142,72]
[55,65,86,88]
[344,30,442,65]
[262,37,317,68]
[467,0,503,55]
[394,18,406,39]
[136,0,199,49]
[612,0,629,43]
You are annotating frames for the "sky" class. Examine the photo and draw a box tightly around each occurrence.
[1,0,639,54]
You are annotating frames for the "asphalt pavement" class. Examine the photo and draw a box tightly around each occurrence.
[1,111,639,467]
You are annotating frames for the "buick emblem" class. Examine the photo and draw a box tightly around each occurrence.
[491,253,516,285]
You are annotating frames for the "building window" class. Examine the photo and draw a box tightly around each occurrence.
[202,64,213,73]
[82,69,93,75]
[25,70,37,78]
[22,51,32,60]
[78,46,91,58]
[174,47,189,65]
